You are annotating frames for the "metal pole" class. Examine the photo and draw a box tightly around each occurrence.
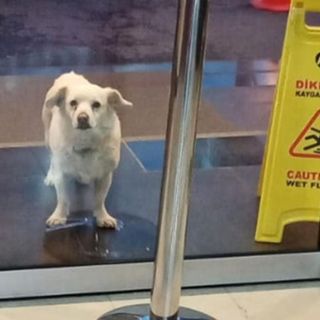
[98,1,213,319]
[150,0,209,318]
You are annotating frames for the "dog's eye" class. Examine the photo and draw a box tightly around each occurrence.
[92,101,101,109]
[70,100,78,108]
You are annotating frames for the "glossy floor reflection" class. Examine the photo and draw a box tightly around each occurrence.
[44,214,156,264]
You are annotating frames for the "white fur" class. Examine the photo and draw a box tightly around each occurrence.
[42,71,132,228]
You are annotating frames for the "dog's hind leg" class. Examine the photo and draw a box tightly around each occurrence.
[94,172,117,229]
[47,174,70,226]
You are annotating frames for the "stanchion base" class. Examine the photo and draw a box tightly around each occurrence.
[98,304,216,320]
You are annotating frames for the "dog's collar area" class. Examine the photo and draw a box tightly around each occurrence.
[72,146,96,155]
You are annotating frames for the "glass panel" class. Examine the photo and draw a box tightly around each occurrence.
[0,1,318,275]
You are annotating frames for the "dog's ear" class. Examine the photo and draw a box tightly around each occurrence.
[105,87,133,110]
[45,86,67,108]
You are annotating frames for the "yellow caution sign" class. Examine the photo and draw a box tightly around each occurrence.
[256,0,320,243]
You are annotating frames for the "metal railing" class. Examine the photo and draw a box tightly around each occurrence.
[98,1,213,319]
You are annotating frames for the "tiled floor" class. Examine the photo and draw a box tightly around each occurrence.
[0,281,319,319]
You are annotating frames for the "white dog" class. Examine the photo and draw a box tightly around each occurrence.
[42,72,132,228]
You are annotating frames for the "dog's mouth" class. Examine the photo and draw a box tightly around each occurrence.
[77,123,92,130]
[73,146,95,154]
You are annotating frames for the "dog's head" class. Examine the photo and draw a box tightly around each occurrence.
[45,82,132,130]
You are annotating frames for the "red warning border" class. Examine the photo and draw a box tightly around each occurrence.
[289,109,320,159]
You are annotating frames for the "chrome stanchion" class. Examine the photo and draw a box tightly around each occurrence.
[98,0,214,319]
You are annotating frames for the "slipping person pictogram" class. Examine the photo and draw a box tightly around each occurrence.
[303,127,320,153]
[289,109,320,159]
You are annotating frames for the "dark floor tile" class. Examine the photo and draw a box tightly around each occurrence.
[127,136,266,172]
[185,166,319,258]
[194,135,266,168]
[235,72,255,87]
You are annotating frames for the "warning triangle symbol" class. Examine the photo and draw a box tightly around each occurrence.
[290,109,320,159]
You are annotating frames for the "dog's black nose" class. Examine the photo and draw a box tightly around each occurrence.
[77,113,90,129]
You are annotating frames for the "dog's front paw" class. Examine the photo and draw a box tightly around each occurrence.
[46,213,67,227]
[94,210,117,229]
